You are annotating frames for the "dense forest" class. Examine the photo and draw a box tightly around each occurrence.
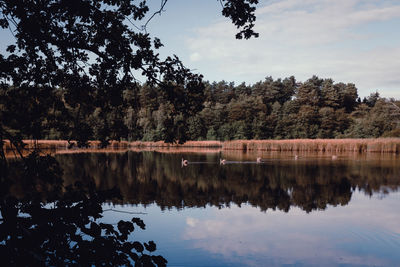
[122,76,400,141]
[3,75,399,144]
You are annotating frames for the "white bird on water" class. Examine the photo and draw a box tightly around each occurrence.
[294,155,298,160]
[220,158,226,165]
[256,157,262,163]
[181,158,188,167]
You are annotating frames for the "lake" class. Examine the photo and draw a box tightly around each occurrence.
[3,149,400,266]
[48,150,400,266]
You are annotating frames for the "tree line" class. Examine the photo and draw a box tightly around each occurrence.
[3,75,399,144]
[131,76,400,141]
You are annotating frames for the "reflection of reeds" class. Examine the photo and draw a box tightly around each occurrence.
[4,139,400,154]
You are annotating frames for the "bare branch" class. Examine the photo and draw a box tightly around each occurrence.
[142,0,168,33]
[125,16,142,32]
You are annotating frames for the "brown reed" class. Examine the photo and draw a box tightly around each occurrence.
[222,139,400,153]
[2,140,223,151]
[3,138,400,153]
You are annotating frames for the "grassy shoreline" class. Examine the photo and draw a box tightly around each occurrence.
[3,138,400,153]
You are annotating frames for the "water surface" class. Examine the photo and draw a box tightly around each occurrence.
[6,150,399,266]
[42,150,400,266]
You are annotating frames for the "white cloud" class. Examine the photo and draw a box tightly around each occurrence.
[189,52,201,62]
[185,0,400,97]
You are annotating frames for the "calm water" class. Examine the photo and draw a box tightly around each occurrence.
[8,150,400,266]
[47,150,400,266]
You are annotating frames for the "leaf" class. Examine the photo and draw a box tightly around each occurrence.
[90,222,101,236]
[131,217,146,230]
[139,254,154,266]
[154,38,163,49]
[117,220,134,239]
[132,241,144,253]
[151,255,168,267]
[6,45,16,53]
[144,241,156,252]
[0,18,9,28]
[128,251,139,262]
[99,223,117,236]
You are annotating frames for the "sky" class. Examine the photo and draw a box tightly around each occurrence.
[145,0,400,98]
[1,0,399,98]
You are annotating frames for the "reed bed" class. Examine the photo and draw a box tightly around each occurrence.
[128,140,222,148]
[3,140,223,151]
[4,139,400,153]
[56,147,222,154]
[222,139,400,153]
[3,140,71,150]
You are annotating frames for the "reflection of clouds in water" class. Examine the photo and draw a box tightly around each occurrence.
[330,191,400,234]
[186,217,199,227]
[183,192,400,266]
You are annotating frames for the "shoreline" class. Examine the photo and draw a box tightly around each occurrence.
[3,138,400,153]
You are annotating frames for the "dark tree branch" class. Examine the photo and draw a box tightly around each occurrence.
[142,0,168,32]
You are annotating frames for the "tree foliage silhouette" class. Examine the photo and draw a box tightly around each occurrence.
[0,0,259,147]
[0,1,260,266]
[0,152,167,266]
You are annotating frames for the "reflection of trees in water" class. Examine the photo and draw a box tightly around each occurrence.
[57,152,400,213]
[1,152,166,266]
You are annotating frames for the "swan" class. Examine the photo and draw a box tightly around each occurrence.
[220,158,226,165]
[181,158,188,166]
[256,157,262,163]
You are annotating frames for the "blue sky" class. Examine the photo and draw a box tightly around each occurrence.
[1,0,399,98]
[145,0,400,98]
